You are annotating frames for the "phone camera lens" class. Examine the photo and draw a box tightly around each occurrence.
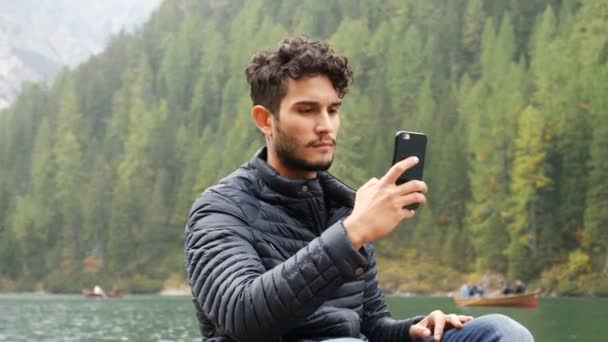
[402,133,410,140]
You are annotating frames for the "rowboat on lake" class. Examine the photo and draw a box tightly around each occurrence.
[81,289,124,298]
[453,290,540,308]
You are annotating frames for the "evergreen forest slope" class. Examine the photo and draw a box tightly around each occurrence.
[1,0,607,295]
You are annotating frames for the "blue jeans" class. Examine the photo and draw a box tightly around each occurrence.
[420,314,534,342]
[324,314,533,342]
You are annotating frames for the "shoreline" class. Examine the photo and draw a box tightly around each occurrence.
[159,285,191,296]
[0,284,193,296]
[1,288,604,298]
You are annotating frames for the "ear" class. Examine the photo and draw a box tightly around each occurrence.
[252,105,273,137]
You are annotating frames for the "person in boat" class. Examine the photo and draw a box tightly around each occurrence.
[514,279,527,294]
[500,280,513,295]
[501,279,527,295]
[93,285,106,297]
[184,36,534,342]
[459,283,471,298]
[469,283,485,297]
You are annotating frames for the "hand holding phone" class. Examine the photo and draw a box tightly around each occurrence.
[392,131,427,210]
[343,131,428,249]
[344,156,427,249]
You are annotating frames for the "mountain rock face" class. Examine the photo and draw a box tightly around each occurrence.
[0,0,163,109]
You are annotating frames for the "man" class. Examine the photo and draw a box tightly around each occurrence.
[185,37,533,342]
[459,283,470,299]
[514,279,527,294]
[93,285,106,298]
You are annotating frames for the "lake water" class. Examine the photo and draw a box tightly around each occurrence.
[0,294,605,341]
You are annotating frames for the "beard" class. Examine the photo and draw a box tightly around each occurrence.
[273,124,335,173]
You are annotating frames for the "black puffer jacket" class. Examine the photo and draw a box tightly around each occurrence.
[185,148,422,341]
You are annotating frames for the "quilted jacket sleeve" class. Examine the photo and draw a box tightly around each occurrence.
[185,191,368,341]
[360,245,424,342]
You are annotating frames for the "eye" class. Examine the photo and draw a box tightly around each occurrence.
[299,107,315,114]
[329,108,339,115]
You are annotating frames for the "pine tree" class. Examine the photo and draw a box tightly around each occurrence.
[329,18,375,187]
[171,125,209,225]
[407,0,443,37]
[582,64,608,275]
[81,156,113,263]
[188,23,226,133]
[157,11,202,113]
[25,117,56,281]
[386,24,426,125]
[462,0,485,78]
[0,217,21,280]
[465,19,524,273]
[138,169,172,278]
[507,105,549,280]
[494,12,517,79]
[480,18,497,83]
[571,0,608,70]
[193,128,222,195]
[583,114,608,274]
[53,78,85,276]
[292,0,342,37]
[107,55,156,276]
[0,84,49,215]
[331,90,375,188]
[511,0,552,60]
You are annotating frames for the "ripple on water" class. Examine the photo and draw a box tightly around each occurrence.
[0,294,202,341]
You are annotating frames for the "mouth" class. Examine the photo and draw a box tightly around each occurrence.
[312,142,334,148]
[309,138,336,148]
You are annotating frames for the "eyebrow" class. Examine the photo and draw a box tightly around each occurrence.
[293,100,342,107]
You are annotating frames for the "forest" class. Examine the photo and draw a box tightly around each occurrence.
[0,0,606,295]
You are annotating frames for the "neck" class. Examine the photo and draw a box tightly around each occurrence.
[266,146,317,180]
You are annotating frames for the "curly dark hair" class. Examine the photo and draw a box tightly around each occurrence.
[245,36,353,116]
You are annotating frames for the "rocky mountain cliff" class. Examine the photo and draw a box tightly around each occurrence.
[0,0,162,109]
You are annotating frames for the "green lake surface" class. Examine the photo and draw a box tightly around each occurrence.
[0,294,604,341]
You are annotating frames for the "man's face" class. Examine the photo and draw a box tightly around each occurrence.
[269,75,341,177]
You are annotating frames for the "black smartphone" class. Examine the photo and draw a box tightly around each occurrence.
[392,130,427,210]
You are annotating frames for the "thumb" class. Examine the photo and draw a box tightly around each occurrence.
[409,324,432,339]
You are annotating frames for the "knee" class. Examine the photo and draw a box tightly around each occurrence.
[476,314,534,342]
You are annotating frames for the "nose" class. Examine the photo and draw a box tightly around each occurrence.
[315,110,334,135]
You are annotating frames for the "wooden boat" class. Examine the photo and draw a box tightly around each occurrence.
[453,290,540,308]
[81,289,124,298]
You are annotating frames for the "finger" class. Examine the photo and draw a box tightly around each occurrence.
[396,180,428,195]
[381,156,418,185]
[409,324,432,339]
[448,314,463,329]
[458,315,475,323]
[401,208,416,220]
[399,192,427,209]
[433,317,446,342]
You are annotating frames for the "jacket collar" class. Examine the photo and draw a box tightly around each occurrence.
[250,147,355,207]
